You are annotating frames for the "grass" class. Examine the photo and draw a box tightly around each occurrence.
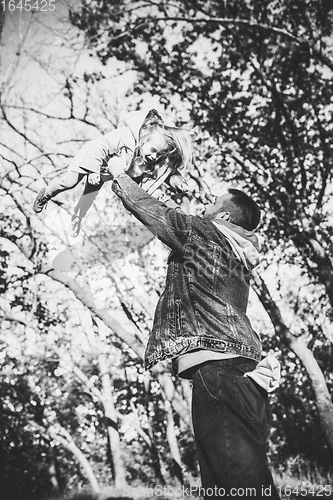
[47,467,333,500]
[273,465,333,499]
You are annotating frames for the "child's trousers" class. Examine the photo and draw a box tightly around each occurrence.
[45,170,104,218]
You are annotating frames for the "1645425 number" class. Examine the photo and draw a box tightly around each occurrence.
[1,0,56,11]
[277,484,332,497]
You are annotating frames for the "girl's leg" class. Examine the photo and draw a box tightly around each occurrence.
[45,171,85,198]
[73,176,104,219]
[33,171,85,214]
[69,177,104,237]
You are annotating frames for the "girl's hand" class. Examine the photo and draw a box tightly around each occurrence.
[87,173,101,185]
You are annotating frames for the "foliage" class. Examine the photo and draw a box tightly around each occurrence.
[2,1,333,498]
[0,355,53,500]
[70,0,333,290]
[68,0,333,468]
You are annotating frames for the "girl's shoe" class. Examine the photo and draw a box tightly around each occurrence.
[69,214,82,238]
[33,188,50,213]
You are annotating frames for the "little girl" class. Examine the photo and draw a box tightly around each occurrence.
[33,109,192,236]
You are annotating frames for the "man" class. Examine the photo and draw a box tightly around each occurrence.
[109,166,280,499]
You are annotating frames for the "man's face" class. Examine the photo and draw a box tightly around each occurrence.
[203,194,232,219]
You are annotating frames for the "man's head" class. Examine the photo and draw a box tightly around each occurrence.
[204,188,261,231]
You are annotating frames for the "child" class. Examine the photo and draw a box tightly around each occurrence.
[33,109,192,236]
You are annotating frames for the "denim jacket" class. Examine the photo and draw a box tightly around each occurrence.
[112,174,262,370]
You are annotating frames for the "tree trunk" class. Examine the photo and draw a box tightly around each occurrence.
[292,227,333,308]
[95,320,128,490]
[154,367,191,427]
[48,445,62,497]
[164,399,185,485]
[10,233,192,433]
[139,397,168,485]
[252,271,333,451]
[48,425,101,493]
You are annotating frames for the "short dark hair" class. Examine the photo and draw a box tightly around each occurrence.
[225,188,261,230]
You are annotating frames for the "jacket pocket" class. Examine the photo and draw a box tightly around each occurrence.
[196,364,220,400]
[184,234,221,293]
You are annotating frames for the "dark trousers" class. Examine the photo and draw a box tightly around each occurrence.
[192,358,280,500]
[45,171,105,218]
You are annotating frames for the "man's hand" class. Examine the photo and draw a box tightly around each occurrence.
[126,160,145,180]
[87,173,101,185]
[107,153,128,179]
[168,173,188,193]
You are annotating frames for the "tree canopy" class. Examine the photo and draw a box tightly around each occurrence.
[1,1,333,498]
[69,0,333,455]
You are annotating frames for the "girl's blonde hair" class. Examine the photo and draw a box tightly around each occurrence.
[139,109,192,172]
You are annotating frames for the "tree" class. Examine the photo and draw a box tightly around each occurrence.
[3,2,333,496]
[0,7,198,496]
[68,0,333,463]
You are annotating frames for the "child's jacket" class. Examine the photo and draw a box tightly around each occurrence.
[69,109,152,175]
[69,109,176,194]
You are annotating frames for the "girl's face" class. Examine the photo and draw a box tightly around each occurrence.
[140,129,168,163]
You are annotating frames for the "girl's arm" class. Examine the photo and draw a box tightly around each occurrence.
[69,127,132,174]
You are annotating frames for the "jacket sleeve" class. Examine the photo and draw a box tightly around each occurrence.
[112,173,190,253]
[69,127,132,174]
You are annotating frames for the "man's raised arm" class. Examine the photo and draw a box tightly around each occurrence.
[112,173,190,253]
